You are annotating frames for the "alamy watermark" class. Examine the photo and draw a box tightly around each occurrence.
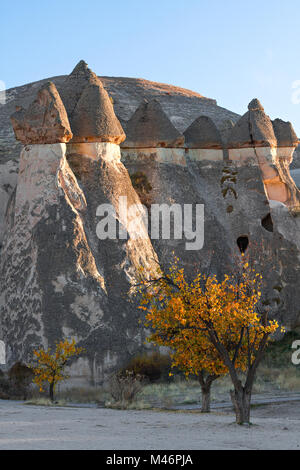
[0,340,5,365]
[292,340,300,365]
[95,196,204,251]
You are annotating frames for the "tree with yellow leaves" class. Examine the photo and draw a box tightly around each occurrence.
[166,328,229,413]
[30,339,83,402]
[138,258,281,424]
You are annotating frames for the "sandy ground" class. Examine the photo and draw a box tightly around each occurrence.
[0,400,300,450]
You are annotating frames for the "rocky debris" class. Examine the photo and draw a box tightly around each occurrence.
[228,98,277,149]
[183,115,223,149]
[10,82,72,145]
[71,82,126,144]
[272,119,299,148]
[122,99,184,148]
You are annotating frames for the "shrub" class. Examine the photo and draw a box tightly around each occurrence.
[123,352,172,383]
[8,362,34,399]
[108,370,144,406]
[0,374,11,399]
[130,171,152,208]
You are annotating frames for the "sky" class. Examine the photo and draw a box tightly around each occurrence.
[2,0,300,132]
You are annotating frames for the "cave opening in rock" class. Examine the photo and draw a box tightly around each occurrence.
[261,213,274,233]
[237,236,249,254]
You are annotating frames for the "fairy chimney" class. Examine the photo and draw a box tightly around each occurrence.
[71,82,125,144]
[10,82,72,145]
[183,115,224,162]
[227,98,277,151]
[122,99,184,148]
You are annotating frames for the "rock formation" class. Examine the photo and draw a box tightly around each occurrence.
[271,118,300,211]
[184,115,223,149]
[0,65,241,252]
[183,115,224,162]
[71,82,125,144]
[1,64,300,383]
[59,60,100,119]
[228,98,277,149]
[10,82,73,145]
[122,99,184,148]
[228,99,300,210]
[0,69,158,382]
[122,103,232,279]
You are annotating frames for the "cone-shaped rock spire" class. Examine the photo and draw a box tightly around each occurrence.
[59,60,125,144]
[59,60,100,118]
[71,82,126,144]
[248,98,264,111]
[272,119,298,148]
[227,99,277,148]
[183,115,223,149]
[10,82,72,145]
[122,99,184,148]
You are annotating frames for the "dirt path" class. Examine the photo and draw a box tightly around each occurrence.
[0,399,300,450]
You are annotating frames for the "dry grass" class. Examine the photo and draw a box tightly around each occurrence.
[24,398,67,407]
[57,386,107,404]
[20,332,300,409]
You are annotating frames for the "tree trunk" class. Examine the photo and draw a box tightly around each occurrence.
[198,372,218,413]
[201,384,212,413]
[230,387,251,425]
[49,382,55,402]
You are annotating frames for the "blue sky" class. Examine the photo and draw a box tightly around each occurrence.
[2,0,300,132]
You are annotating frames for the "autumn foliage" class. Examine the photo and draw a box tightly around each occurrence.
[31,339,83,401]
[138,257,282,422]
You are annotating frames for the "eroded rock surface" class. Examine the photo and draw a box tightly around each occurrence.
[0,143,107,367]
[228,98,277,149]
[10,82,72,145]
[71,83,125,144]
[122,99,184,148]
[184,115,223,149]
[1,67,300,383]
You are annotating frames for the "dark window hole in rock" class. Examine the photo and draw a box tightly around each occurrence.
[261,213,274,233]
[237,236,249,254]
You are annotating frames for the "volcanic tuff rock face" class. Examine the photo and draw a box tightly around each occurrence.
[0,67,240,163]
[0,65,159,381]
[183,115,223,149]
[71,83,125,144]
[2,61,300,383]
[0,140,158,378]
[0,143,108,365]
[122,99,184,148]
[10,82,73,145]
[227,100,300,211]
[227,99,277,149]
[272,118,299,148]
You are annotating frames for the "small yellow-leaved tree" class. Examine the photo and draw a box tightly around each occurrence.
[31,339,83,402]
[138,258,282,424]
